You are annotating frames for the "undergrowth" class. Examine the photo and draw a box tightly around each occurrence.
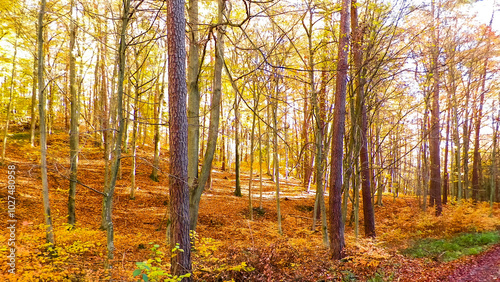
[404,231,500,262]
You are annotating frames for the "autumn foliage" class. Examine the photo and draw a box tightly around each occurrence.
[1,133,499,281]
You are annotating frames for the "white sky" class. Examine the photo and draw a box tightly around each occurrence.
[469,0,499,31]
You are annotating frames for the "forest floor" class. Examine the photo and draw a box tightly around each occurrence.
[1,130,500,281]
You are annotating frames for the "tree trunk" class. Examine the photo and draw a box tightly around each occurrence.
[267,98,273,179]
[129,76,141,199]
[429,0,442,216]
[472,31,491,201]
[187,0,200,191]
[47,66,54,135]
[103,0,129,268]
[302,92,311,191]
[449,58,463,201]
[442,90,451,205]
[122,85,130,155]
[305,3,328,244]
[462,79,472,199]
[129,100,138,199]
[375,108,383,206]
[30,47,38,147]
[38,0,55,245]
[273,73,283,235]
[2,36,17,164]
[151,56,166,182]
[422,113,429,211]
[234,88,242,197]
[329,0,350,259]
[68,0,78,226]
[248,86,259,220]
[221,105,226,171]
[352,0,375,237]
[491,105,498,206]
[167,0,192,278]
[258,117,263,210]
[189,0,225,231]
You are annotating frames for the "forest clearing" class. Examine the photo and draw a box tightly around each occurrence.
[1,0,500,280]
[0,131,500,281]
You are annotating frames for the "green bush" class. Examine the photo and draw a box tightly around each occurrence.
[132,243,191,282]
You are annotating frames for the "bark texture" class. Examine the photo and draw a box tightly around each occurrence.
[68,0,78,225]
[329,0,350,259]
[38,0,55,245]
[167,0,192,278]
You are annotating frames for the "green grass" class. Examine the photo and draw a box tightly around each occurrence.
[404,231,500,262]
[10,132,31,141]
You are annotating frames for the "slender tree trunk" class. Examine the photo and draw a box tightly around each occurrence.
[302,93,311,191]
[187,0,200,191]
[129,81,140,199]
[463,82,472,199]
[189,0,225,231]
[450,68,463,201]
[491,105,498,207]
[352,0,375,237]
[267,98,273,179]
[234,89,242,197]
[64,66,69,131]
[103,0,129,268]
[221,106,226,171]
[273,73,283,235]
[442,91,451,205]
[142,104,147,146]
[151,56,166,182]
[472,39,491,201]
[2,36,17,164]
[353,161,360,237]
[100,25,108,149]
[38,0,55,245]
[429,0,442,216]
[417,137,422,206]
[31,44,38,147]
[248,87,259,220]
[375,109,383,206]
[258,117,263,210]
[422,114,429,211]
[123,85,130,154]
[305,4,328,244]
[68,0,78,226]
[92,51,99,139]
[47,69,53,135]
[329,0,350,259]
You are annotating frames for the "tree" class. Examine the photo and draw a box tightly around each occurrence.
[329,0,350,259]
[37,0,55,245]
[189,0,225,231]
[272,68,283,235]
[429,0,442,215]
[472,22,493,202]
[187,0,201,191]
[167,0,192,278]
[1,34,17,164]
[302,0,328,245]
[234,80,242,197]
[248,80,260,220]
[68,0,78,226]
[351,0,375,238]
[102,0,130,268]
[151,54,166,182]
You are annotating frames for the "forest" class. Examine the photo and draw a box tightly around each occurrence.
[0,0,499,281]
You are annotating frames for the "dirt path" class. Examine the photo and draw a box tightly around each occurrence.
[446,244,500,281]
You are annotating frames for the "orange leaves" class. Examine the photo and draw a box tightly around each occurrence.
[375,197,500,249]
